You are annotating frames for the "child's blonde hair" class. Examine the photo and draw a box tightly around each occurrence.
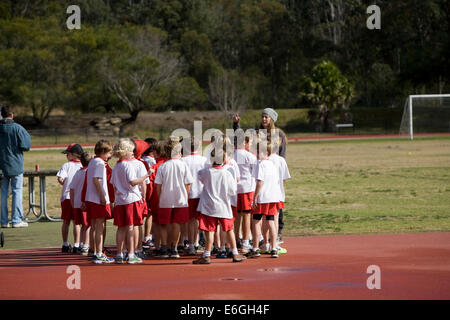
[256,136,271,159]
[269,135,281,155]
[113,138,135,158]
[165,136,182,159]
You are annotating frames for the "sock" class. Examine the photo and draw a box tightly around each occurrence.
[74,243,80,248]
[265,243,270,251]
[232,248,239,255]
[189,244,195,250]
[220,245,226,252]
[128,253,135,259]
[203,250,211,258]
[117,253,123,258]
[243,240,250,246]
[63,242,70,247]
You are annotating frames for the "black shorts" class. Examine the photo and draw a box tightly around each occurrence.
[252,214,274,221]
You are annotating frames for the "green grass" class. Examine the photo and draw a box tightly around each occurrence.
[283,137,450,236]
[1,136,450,250]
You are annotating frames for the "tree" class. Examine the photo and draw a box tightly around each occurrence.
[299,60,354,132]
[0,17,76,125]
[100,25,182,124]
[208,68,247,115]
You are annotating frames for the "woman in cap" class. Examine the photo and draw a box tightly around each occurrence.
[232,107,288,246]
[232,107,287,159]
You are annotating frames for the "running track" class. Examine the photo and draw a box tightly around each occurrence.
[28,133,450,151]
[1,233,449,300]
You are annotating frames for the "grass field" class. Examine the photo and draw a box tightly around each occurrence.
[1,136,450,250]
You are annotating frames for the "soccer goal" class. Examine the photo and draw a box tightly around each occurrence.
[399,94,450,140]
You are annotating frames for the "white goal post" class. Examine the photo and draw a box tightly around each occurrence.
[400,94,450,140]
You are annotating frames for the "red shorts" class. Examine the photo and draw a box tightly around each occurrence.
[277,201,285,210]
[73,208,89,226]
[188,198,200,219]
[198,213,234,232]
[141,201,149,218]
[237,192,254,211]
[86,201,112,221]
[61,199,74,222]
[232,206,238,218]
[113,201,144,227]
[251,202,278,216]
[149,194,159,215]
[157,207,189,225]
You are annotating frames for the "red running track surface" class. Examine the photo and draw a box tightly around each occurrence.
[1,232,450,300]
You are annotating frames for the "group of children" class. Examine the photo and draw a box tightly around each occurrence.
[57,131,290,265]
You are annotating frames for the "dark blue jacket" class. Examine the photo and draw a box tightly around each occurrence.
[0,118,31,176]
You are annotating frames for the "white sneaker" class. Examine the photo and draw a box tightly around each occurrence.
[1,223,10,228]
[241,243,252,254]
[12,221,28,228]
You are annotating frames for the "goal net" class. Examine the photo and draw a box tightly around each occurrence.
[399,94,450,139]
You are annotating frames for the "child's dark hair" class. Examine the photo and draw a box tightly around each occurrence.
[94,139,112,156]
[151,140,165,158]
[142,137,158,156]
[80,152,93,167]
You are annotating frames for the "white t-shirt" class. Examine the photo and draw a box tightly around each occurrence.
[197,166,237,219]
[253,159,282,204]
[85,157,110,205]
[233,149,257,194]
[57,160,83,202]
[154,158,194,208]
[142,155,156,168]
[130,158,150,196]
[181,153,208,199]
[69,167,87,209]
[223,159,240,207]
[269,153,291,202]
[110,160,142,206]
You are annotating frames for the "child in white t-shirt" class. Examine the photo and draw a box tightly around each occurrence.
[130,139,151,259]
[193,147,245,264]
[85,139,114,264]
[216,139,240,258]
[248,139,282,259]
[57,143,84,253]
[262,136,291,254]
[111,139,150,264]
[69,152,92,256]
[233,135,257,253]
[154,137,194,258]
[180,136,207,255]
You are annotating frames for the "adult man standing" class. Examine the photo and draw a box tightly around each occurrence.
[0,105,31,228]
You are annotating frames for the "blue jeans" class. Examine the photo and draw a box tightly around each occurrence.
[1,174,24,225]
